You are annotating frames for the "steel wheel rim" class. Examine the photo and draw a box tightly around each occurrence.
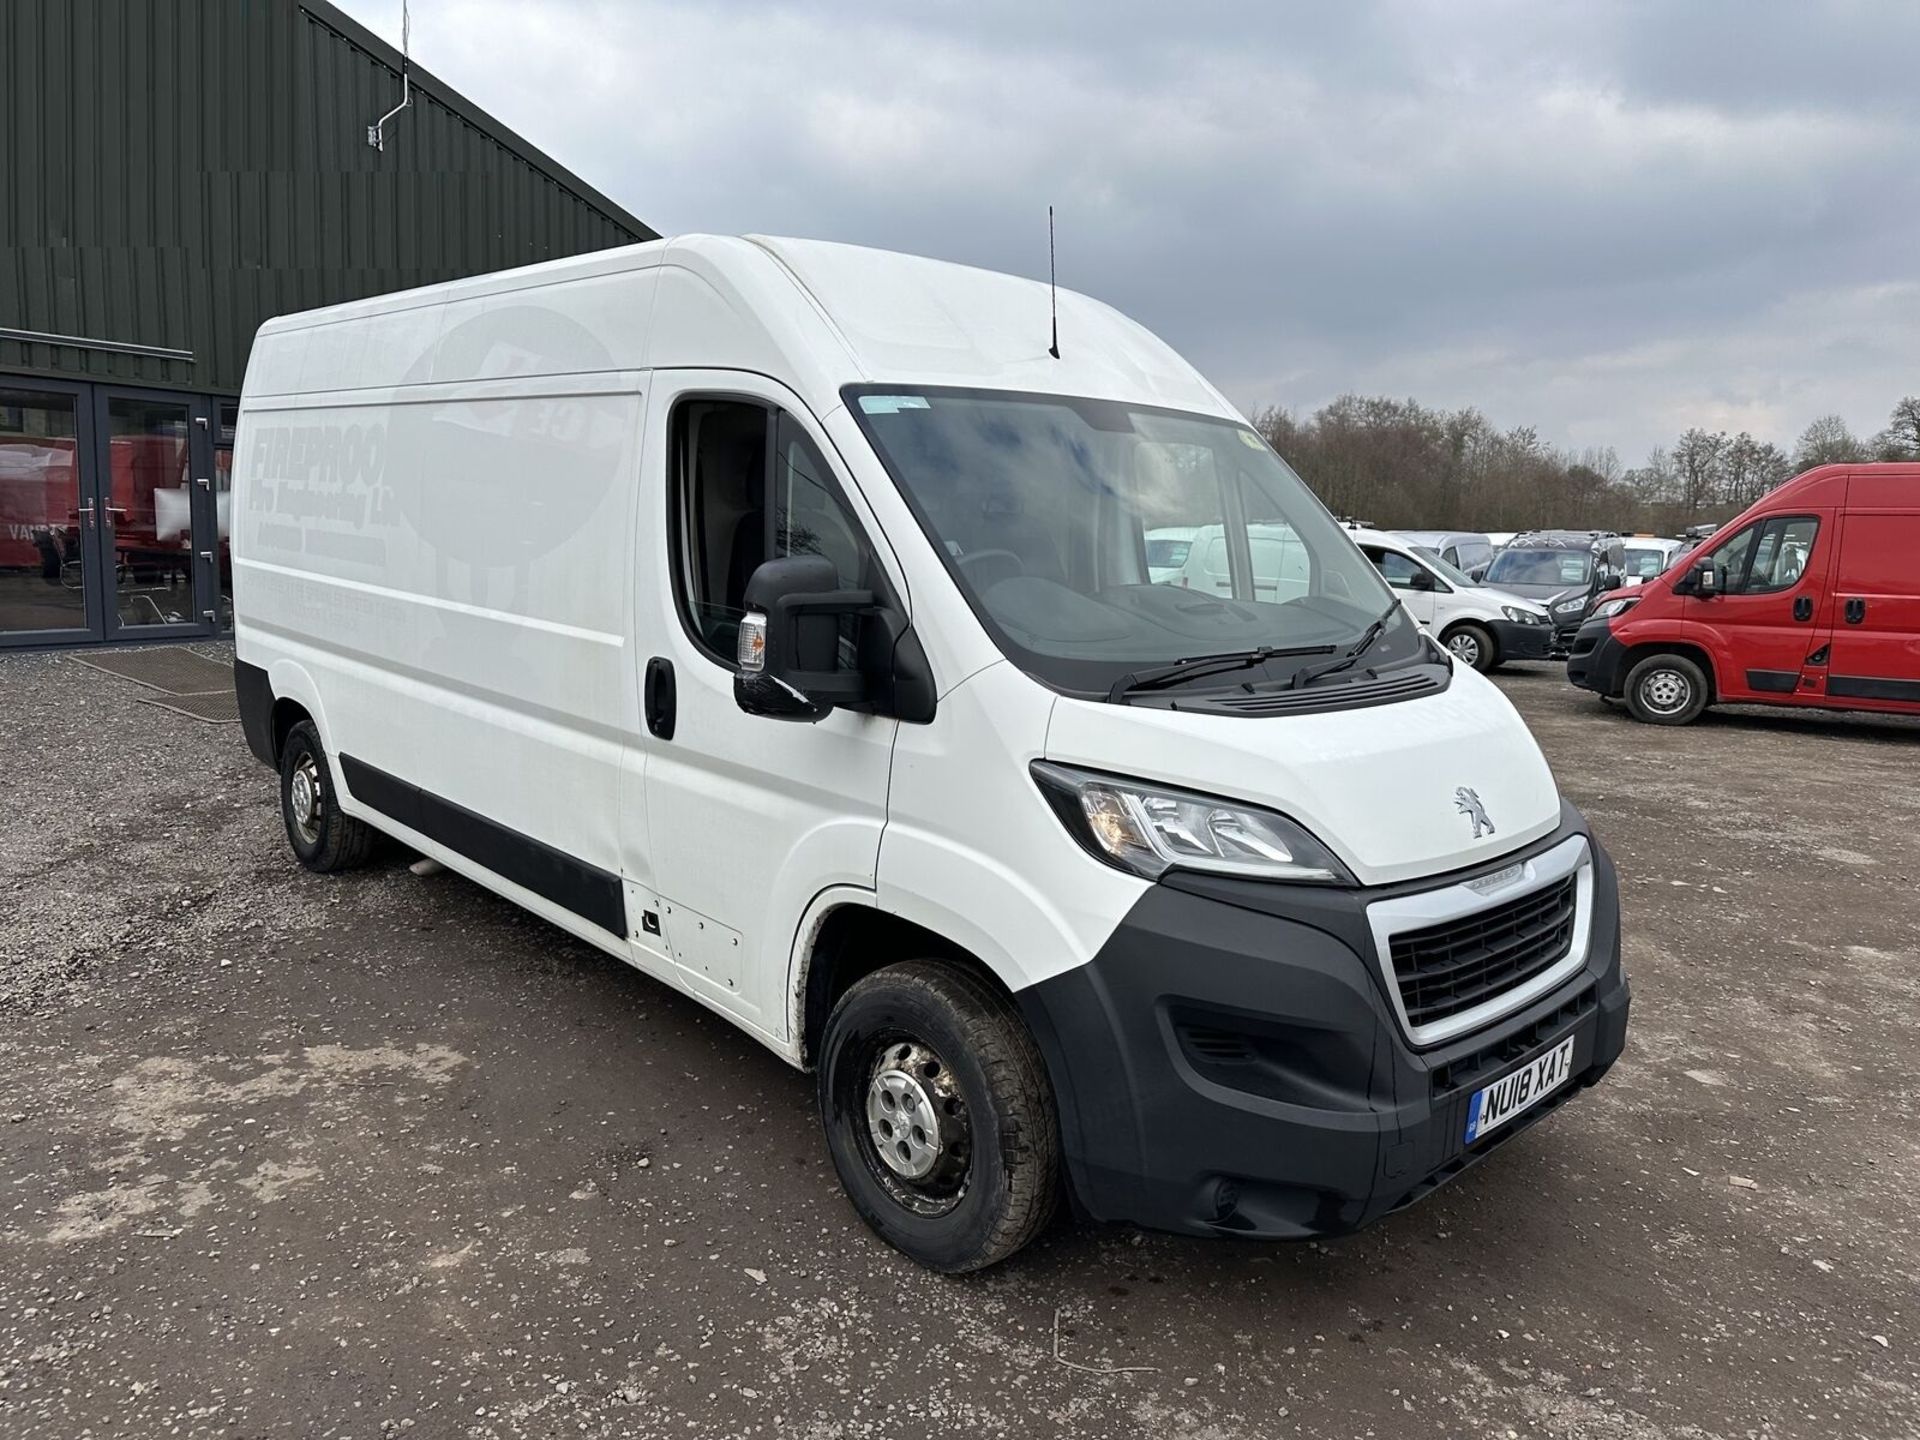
[1641,668,1690,714]
[858,1036,971,1216]
[1448,631,1482,665]
[289,753,324,844]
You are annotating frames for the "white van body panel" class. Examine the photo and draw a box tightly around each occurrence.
[748,236,1240,418]
[235,231,1565,1064]
[1044,667,1561,887]
[878,661,1151,991]
[632,370,899,1037]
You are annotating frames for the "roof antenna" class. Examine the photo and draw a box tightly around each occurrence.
[367,0,413,152]
[1047,204,1061,359]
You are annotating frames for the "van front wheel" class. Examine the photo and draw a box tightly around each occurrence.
[818,962,1058,1272]
[1444,621,1497,672]
[1624,653,1710,725]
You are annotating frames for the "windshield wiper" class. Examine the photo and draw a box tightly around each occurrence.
[1109,643,1336,702]
[1289,602,1400,689]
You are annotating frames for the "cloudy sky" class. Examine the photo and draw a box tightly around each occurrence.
[342,0,1919,461]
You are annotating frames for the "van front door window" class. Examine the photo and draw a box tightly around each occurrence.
[673,399,876,667]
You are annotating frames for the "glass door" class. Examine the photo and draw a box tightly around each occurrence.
[0,379,101,646]
[93,387,218,640]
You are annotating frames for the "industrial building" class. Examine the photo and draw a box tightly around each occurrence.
[1,0,654,649]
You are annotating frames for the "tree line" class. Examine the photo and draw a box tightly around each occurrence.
[1252,395,1920,536]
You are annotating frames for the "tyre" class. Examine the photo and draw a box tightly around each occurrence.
[1623,653,1710,725]
[1444,621,1497,672]
[818,961,1059,1272]
[279,719,376,872]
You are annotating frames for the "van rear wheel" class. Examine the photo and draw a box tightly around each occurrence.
[818,961,1058,1272]
[1624,653,1709,725]
[279,720,376,872]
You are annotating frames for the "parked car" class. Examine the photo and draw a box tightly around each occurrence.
[1350,528,1553,671]
[1393,529,1495,577]
[230,233,1628,1271]
[1481,533,1627,655]
[1569,464,1920,724]
[1616,535,1688,586]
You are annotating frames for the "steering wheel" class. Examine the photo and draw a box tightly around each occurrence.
[956,548,1027,589]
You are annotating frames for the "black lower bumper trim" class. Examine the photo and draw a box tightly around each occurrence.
[1488,617,1554,661]
[1566,621,1629,695]
[1017,811,1628,1240]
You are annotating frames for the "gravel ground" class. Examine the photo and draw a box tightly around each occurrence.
[2,649,1917,1439]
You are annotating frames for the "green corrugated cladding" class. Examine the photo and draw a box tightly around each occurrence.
[0,0,656,394]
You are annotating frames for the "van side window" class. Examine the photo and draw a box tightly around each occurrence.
[1717,516,1818,596]
[1737,517,1817,594]
[671,398,876,666]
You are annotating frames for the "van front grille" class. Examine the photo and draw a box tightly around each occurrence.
[1389,875,1578,1030]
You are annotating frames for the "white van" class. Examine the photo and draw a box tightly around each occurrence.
[231,236,1629,1271]
[1350,529,1554,671]
[1158,521,1310,601]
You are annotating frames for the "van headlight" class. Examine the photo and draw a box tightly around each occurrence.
[1592,596,1639,620]
[1031,762,1355,884]
[1552,596,1590,617]
[1501,605,1544,624]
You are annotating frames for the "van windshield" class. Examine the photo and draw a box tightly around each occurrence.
[846,386,1412,697]
[1621,545,1673,579]
[1485,548,1594,587]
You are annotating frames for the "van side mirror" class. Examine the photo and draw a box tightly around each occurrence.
[1406,568,1436,591]
[1691,559,1719,597]
[1467,564,1489,582]
[734,555,873,722]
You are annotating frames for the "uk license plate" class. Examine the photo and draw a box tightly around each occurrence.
[1464,1036,1576,1144]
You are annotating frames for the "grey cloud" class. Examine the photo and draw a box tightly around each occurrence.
[343,0,1918,457]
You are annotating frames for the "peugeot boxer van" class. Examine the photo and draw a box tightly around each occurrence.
[1569,464,1920,724]
[231,236,1629,1271]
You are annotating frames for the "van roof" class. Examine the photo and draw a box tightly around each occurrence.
[245,234,1239,423]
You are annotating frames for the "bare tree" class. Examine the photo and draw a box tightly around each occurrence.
[1871,396,1920,459]
[1257,391,1910,537]
[1671,429,1727,518]
[1793,414,1866,471]
[1720,433,1790,510]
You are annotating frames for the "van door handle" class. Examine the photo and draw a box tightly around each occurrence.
[1844,597,1866,625]
[644,656,677,740]
[1792,595,1813,622]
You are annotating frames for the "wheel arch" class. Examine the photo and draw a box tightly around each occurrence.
[1619,640,1717,702]
[1438,616,1496,665]
[790,895,1019,1069]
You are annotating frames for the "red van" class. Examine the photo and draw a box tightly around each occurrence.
[1568,464,1920,724]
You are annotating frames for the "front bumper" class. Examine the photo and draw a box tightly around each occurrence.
[1548,618,1588,657]
[1489,617,1554,662]
[1566,619,1630,696]
[1016,806,1628,1239]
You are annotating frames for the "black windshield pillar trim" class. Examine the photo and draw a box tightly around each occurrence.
[1221,466,1255,603]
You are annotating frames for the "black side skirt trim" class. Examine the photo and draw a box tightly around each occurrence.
[1745,668,1797,694]
[1829,674,1920,703]
[339,755,627,937]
